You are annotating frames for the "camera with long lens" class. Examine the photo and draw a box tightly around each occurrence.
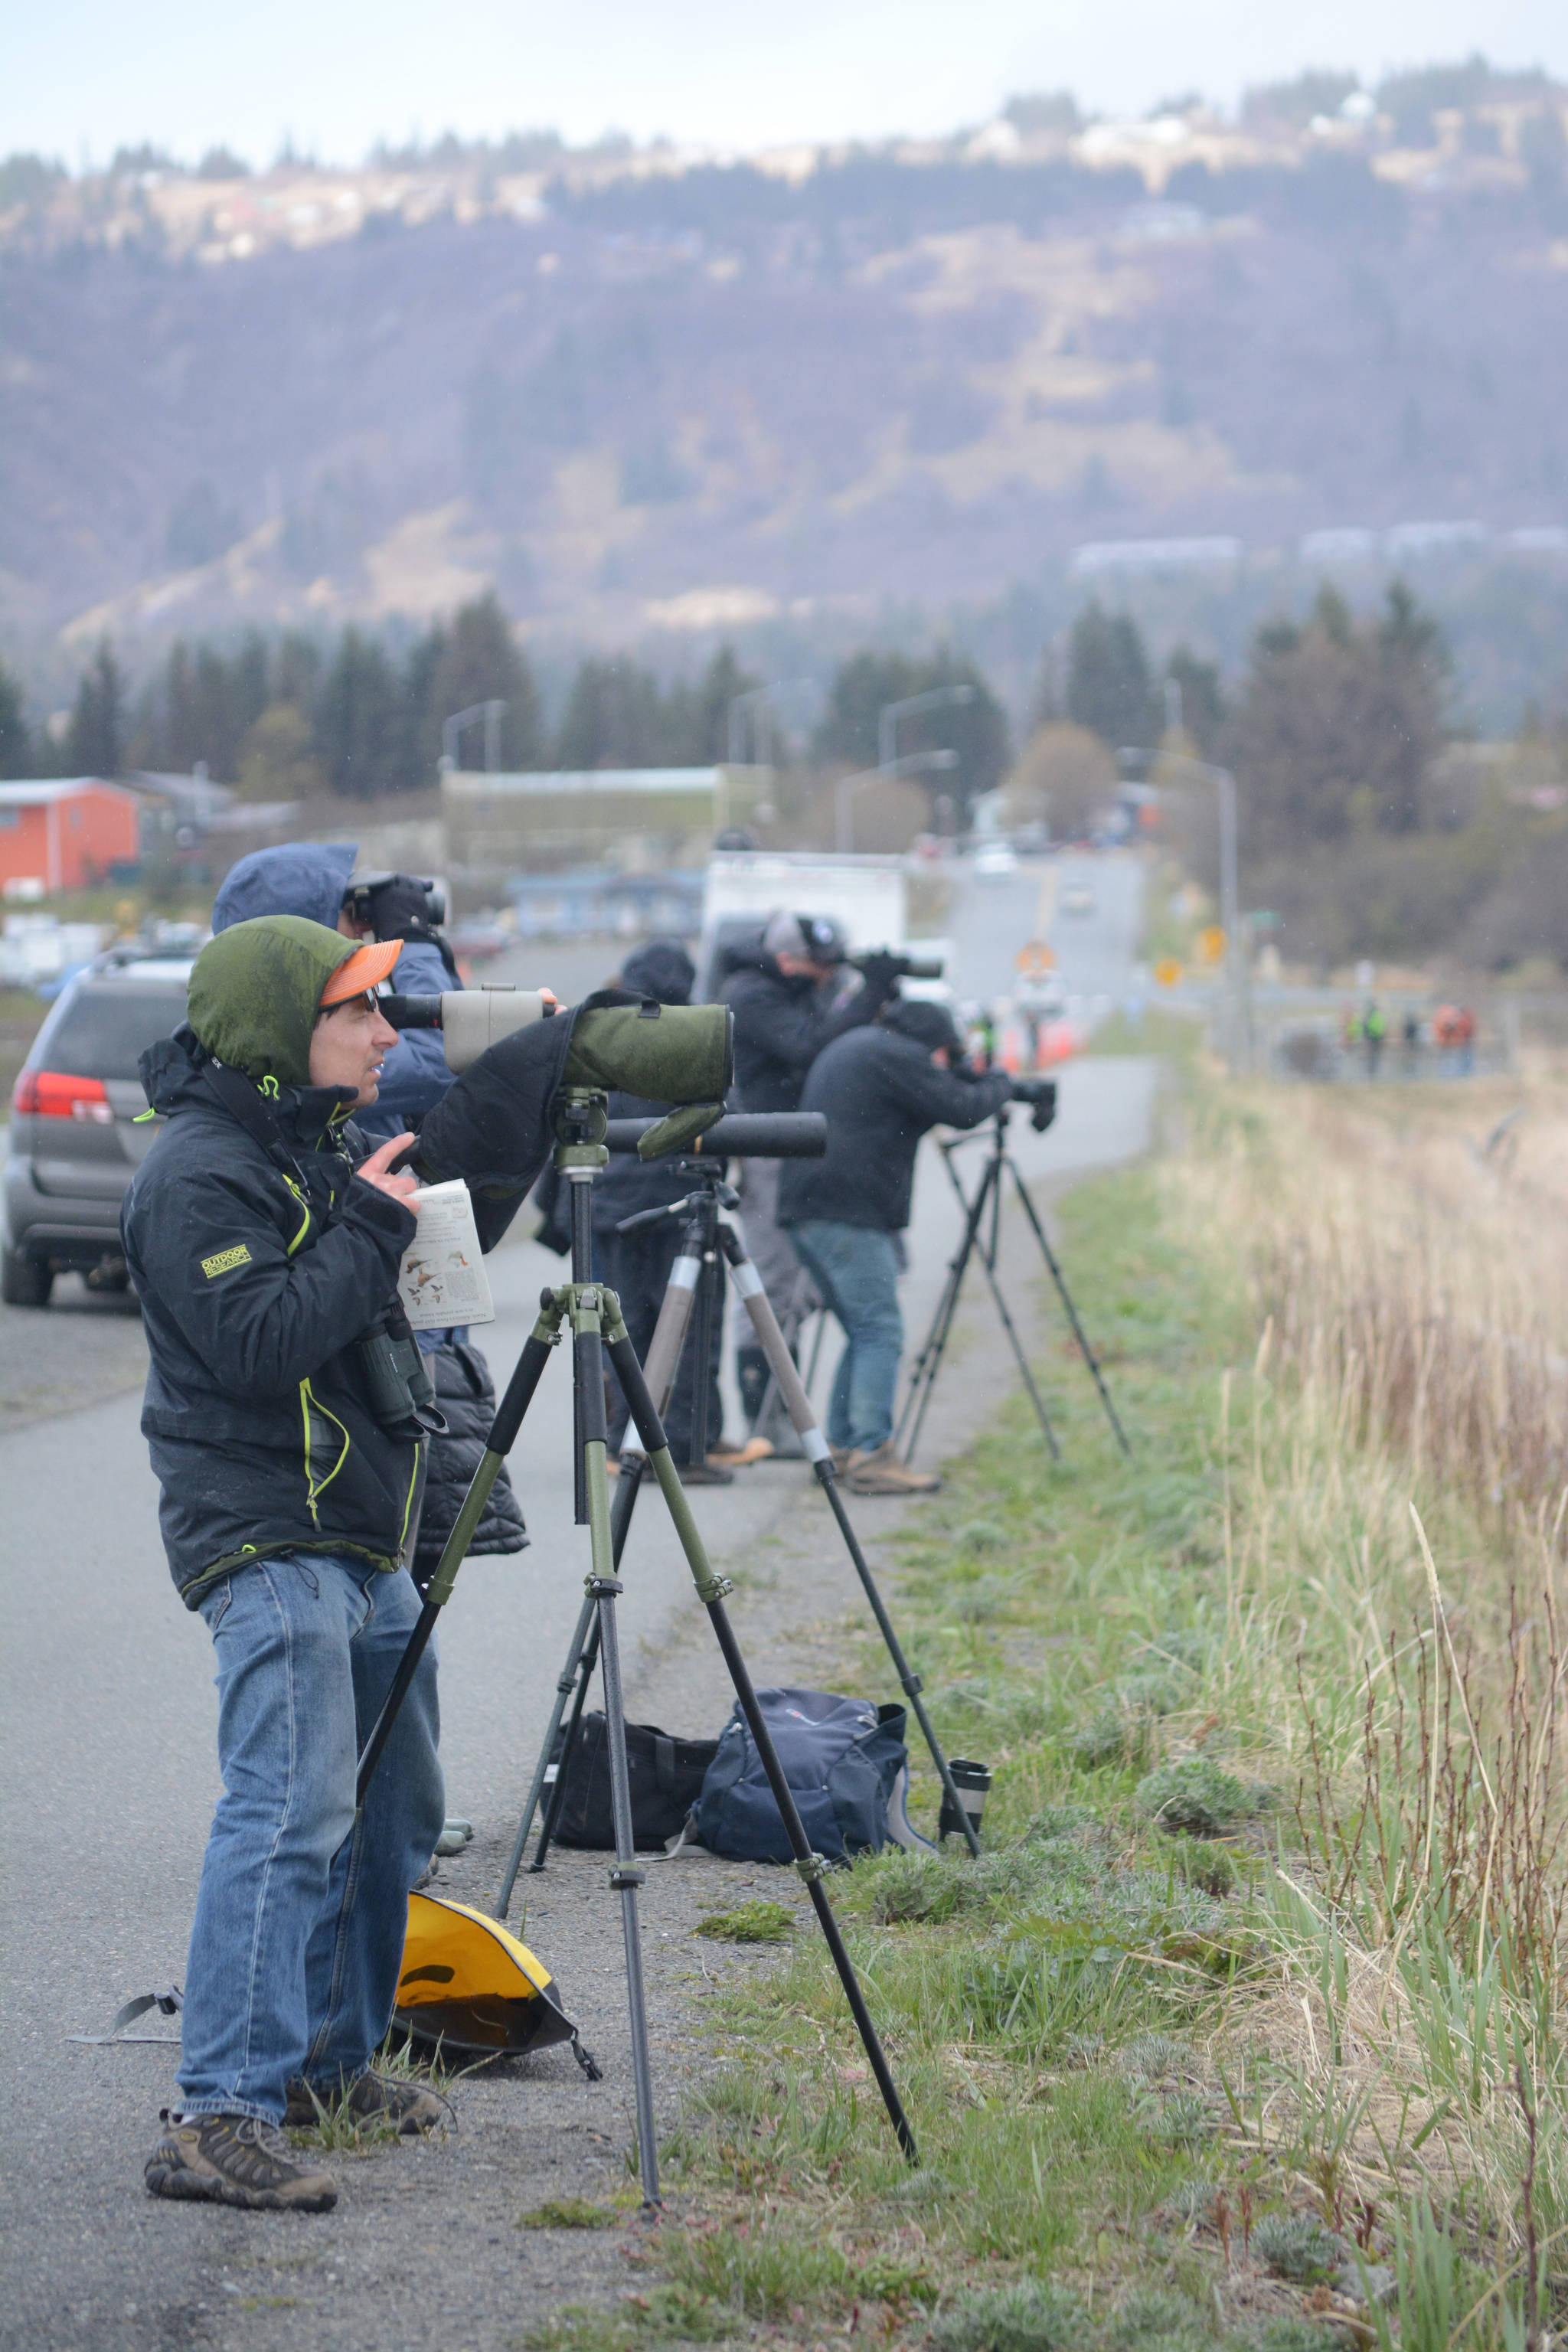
[1009,1077,1057,1134]
[848,949,945,982]
[344,871,447,934]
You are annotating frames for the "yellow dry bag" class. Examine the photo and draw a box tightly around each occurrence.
[394,1891,590,2067]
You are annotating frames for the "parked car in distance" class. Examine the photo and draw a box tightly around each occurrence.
[1060,880,1097,915]
[974,841,1018,880]
[3,951,192,1307]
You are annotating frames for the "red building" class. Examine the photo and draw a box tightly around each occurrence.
[0,779,142,895]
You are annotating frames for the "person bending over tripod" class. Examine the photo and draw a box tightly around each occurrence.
[122,916,449,2213]
[778,1000,1017,1496]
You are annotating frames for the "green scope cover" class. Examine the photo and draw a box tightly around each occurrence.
[562,1001,733,1107]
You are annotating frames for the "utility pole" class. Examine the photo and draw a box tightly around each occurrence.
[1119,746,1241,1073]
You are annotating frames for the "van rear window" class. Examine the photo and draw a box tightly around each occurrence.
[38,988,189,1081]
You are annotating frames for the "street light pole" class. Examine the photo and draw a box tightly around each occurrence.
[877,683,976,773]
[727,678,818,768]
[836,749,958,854]
[443,700,507,774]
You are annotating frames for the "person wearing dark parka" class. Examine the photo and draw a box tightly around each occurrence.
[122,915,450,2212]
[209,844,528,1585]
[778,998,1014,1496]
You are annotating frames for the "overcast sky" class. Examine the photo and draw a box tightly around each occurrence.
[7,0,1567,172]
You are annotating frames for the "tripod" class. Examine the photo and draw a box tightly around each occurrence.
[354,1092,916,2206]
[498,1157,984,1905]
[897,1103,1129,1466]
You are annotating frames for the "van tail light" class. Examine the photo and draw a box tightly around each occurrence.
[12,1070,115,1122]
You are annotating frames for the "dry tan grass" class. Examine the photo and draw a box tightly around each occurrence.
[1152,1066,1568,2263]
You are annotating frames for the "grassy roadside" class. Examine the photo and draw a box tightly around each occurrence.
[525,1057,1568,2352]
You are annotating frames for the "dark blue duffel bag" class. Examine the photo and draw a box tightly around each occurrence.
[695,1687,911,1863]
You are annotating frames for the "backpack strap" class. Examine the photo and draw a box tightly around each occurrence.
[68,1986,184,2045]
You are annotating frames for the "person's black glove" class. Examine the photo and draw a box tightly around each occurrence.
[1011,1077,1057,1133]
[855,950,904,1004]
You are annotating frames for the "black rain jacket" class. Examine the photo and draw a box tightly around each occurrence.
[123,1027,423,1603]
[777,1025,1014,1234]
[717,950,880,1115]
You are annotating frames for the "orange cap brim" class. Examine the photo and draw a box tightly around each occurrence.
[319,937,404,1004]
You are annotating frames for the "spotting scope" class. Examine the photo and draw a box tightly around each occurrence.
[382,986,554,1072]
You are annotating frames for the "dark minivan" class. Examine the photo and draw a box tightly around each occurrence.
[2,952,192,1306]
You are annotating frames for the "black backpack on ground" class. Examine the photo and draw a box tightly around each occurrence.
[547,1714,720,1852]
[695,1687,911,1864]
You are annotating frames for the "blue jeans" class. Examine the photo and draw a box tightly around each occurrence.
[786,1220,903,1455]
[177,1552,444,2124]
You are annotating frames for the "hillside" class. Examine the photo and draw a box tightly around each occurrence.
[3,93,1568,694]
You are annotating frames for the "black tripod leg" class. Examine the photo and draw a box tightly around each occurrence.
[517,1240,702,1885]
[1006,1159,1130,1457]
[575,1286,662,2210]
[358,1316,558,1806]
[606,1318,918,2164]
[722,1233,982,1860]
[503,1242,705,1900]
[960,1171,1063,1464]
[898,1150,996,1465]
[893,1166,970,1456]
[495,1587,596,1913]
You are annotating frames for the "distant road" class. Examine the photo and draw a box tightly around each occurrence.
[944,849,1142,1023]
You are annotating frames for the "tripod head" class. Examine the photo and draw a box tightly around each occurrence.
[552,1088,609,1172]
[615,1161,740,1237]
[943,1080,1057,1157]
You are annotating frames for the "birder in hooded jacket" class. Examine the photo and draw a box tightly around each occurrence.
[209,844,528,1587]
[717,911,903,1446]
[122,915,451,2215]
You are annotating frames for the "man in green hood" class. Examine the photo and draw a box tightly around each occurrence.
[122,915,449,2213]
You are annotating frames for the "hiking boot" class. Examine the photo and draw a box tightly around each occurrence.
[708,1436,774,1467]
[285,2069,452,2138]
[841,1442,942,1497]
[145,2111,337,2210]
[675,1458,734,1486]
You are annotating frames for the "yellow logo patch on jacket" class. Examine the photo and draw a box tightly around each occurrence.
[201,1243,253,1279]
